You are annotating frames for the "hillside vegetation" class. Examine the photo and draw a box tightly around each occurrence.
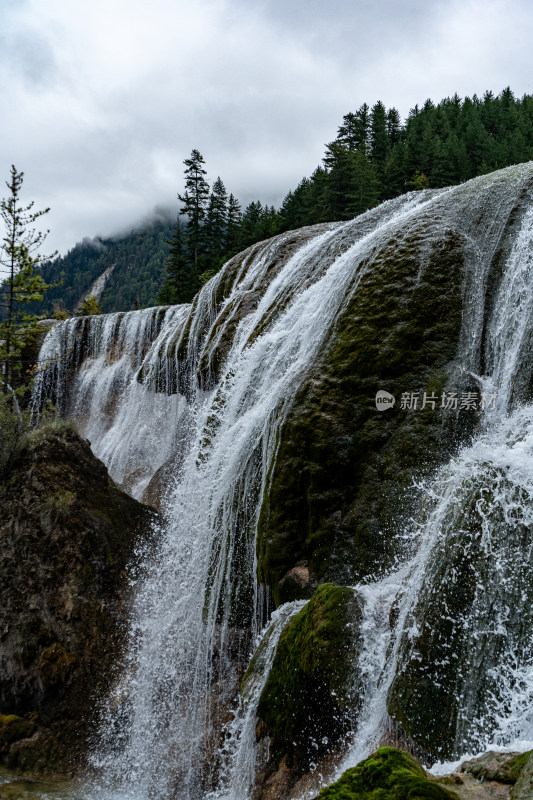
[24,87,533,315]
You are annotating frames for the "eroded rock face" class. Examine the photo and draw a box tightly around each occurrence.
[0,424,156,775]
[257,224,477,604]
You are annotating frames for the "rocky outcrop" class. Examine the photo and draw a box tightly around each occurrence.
[313,748,533,800]
[387,439,533,760]
[257,224,477,604]
[0,422,156,775]
[253,584,363,798]
[312,748,460,800]
[460,751,531,785]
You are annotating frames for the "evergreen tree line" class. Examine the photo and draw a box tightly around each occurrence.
[278,87,533,227]
[159,149,278,304]
[161,88,533,303]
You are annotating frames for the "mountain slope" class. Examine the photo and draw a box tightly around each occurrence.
[28,216,174,317]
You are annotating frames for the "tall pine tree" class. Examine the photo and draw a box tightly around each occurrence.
[225,193,242,254]
[178,149,210,285]
[0,166,55,394]
[204,177,228,269]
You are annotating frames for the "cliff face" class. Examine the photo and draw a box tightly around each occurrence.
[0,423,156,775]
[256,222,473,604]
[28,165,533,798]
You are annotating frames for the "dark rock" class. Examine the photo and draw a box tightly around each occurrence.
[0,422,156,775]
[257,223,477,604]
[277,564,314,604]
[460,752,530,784]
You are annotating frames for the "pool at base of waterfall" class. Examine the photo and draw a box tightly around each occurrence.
[0,768,79,799]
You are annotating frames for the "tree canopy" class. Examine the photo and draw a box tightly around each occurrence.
[19,87,533,313]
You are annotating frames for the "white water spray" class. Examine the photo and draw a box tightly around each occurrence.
[32,164,533,798]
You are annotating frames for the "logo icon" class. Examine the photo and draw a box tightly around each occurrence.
[375,390,395,411]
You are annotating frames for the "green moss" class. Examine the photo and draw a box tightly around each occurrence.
[257,584,362,753]
[25,419,78,449]
[42,489,76,516]
[508,752,533,784]
[258,223,475,602]
[312,747,459,800]
[511,752,533,800]
[0,714,37,747]
[0,716,23,726]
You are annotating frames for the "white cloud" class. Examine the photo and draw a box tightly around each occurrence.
[1,0,532,253]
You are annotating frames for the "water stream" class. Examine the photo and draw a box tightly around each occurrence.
[31,164,533,798]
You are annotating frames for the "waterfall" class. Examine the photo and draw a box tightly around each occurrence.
[217,601,307,800]
[339,405,533,773]
[32,304,191,500]
[487,202,533,414]
[339,173,533,773]
[32,163,533,798]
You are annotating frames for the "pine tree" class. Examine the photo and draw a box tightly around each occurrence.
[75,295,102,316]
[386,108,402,147]
[158,217,189,304]
[346,151,380,215]
[336,104,370,153]
[370,100,389,164]
[205,177,228,268]
[323,142,361,220]
[0,166,55,394]
[178,149,210,284]
[225,193,242,253]
[382,145,406,198]
[336,112,360,151]
[240,201,264,247]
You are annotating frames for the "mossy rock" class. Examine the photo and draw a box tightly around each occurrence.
[257,584,363,761]
[511,752,533,800]
[312,747,459,800]
[388,454,533,760]
[460,750,533,784]
[258,221,476,604]
[0,715,37,750]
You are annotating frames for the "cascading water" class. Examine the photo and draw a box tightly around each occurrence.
[216,601,308,800]
[339,168,533,773]
[340,406,533,773]
[32,304,191,500]
[32,163,533,799]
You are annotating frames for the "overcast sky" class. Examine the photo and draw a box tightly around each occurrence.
[1,0,532,254]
